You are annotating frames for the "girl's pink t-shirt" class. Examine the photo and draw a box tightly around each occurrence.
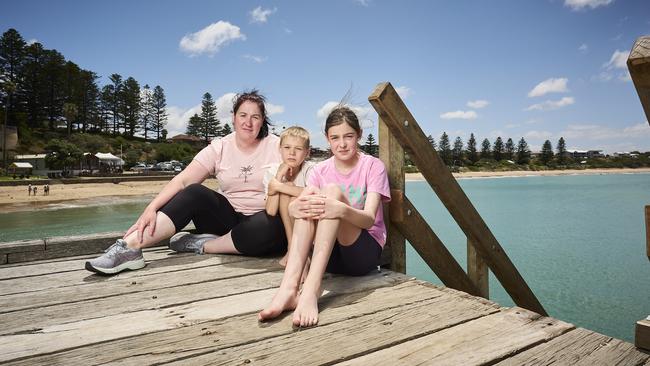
[307,153,391,247]
[194,133,281,215]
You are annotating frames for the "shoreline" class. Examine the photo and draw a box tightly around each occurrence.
[406,167,650,181]
[1,168,649,212]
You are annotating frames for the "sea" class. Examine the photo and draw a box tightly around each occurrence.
[1,172,649,342]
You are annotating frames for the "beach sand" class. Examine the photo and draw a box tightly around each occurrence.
[1,168,649,209]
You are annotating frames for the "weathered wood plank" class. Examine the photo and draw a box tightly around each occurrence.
[369,81,546,315]
[162,286,501,366]
[468,237,489,298]
[5,276,416,365]
[337,307,573,365]
[628,36,650,126]
[637,318,650,351]
[495,327,650,365]
[0,247,176,280]
[394,196,479,295]
[0,270,284,335]
[0,270,408,363]
[0,252,251,295]
[379,115,406,273]
[0,257,280,313]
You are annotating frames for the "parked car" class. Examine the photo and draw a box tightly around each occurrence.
[130,163,147,171]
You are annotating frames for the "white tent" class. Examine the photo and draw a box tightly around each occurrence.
[94,152,125,166]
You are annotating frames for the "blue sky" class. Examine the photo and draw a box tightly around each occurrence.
[2,0,650,152]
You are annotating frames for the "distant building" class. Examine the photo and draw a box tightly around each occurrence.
[563,149,603,159]
[168,134,206,147]
[613,152,639,158]
[13,154,47,175]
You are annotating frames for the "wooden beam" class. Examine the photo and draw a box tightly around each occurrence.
[369,82,547,315]
[392,196,479,296]
[636,317,650,351]
[646,205,650,260]
[379,116,406,273]
[468,237,489,298]
[628,36,650,126]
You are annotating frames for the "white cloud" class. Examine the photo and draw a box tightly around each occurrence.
[564,0,614,10]
[439,110,478,120]
[242,54,268,63]
[600,49,631,82]
[467,100,489,109]
[526,97,575,111]
[354,0,371,6]
[524,130,554,140]
[179,21,246,56]
[579,43,588,52]
[284,28,293,34]
[26,38,38,45]
[316,101,374,130]
[560,123,650,141]
[528,78,569,97]
[249,6,277,24]
[166,92,285,137]
[604,49,629,70]
[395,86,412,99]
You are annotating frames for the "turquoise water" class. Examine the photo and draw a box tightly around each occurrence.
[406,173,650,343]
[1,173,649,342]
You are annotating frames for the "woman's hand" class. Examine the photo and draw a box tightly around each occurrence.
[124,207,158,243]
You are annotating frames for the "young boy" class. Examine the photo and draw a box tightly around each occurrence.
[263,126,314,266]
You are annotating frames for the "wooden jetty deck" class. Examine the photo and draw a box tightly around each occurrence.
[1,248,648,365]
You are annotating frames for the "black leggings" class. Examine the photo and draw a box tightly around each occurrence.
[159,183,286,256]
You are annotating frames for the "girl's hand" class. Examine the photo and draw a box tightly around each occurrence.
[124,207,157,243]
[289,187,320,219]
[310,196,346,219]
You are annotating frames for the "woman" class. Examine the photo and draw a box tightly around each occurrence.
[86,90,286,275]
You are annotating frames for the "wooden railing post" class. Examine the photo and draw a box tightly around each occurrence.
[379,116,406,273]
[627,36,650,126]
[467,237,489,298]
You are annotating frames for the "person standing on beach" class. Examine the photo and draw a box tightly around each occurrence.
[28,184,32,196]
[85,90,286,275]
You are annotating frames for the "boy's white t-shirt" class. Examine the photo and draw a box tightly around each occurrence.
[263,161,316,196]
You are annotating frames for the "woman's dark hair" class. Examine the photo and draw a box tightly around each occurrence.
[324,106,362,137]
[232,89,270,139]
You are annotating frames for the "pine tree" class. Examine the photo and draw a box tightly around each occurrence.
[493,137,504,161]
[199,92,220,143]
[0,29,26,127]
[62,102,77,136]
[452,136,464,165]
[439,132,452,165]
[22,42,46,128]
[556,137,567,164]
[467,133,478,164]
[516,137,531,164]
[221,123,232,136]
[108,73,122,135]
[140,84,155,141]
[186,113,203,137]
[364,133,378,157]
[121,77,141,136]
[152,85,168,142]
[42,49,66,130]
[480,138,491,160]
[505,138,515,161]
[427,134,437,150]
[541,140,554,165]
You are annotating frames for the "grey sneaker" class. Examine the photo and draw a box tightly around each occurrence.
[85,239,145,275]
[169,232,218,254]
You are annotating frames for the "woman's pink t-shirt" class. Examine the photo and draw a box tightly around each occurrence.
[307,153,391,247]
[194,133,281,215]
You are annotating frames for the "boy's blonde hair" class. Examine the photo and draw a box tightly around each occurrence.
[280,126,310,148]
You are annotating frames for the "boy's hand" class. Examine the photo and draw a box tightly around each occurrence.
[276,163,292,181]
[268,177,281,195]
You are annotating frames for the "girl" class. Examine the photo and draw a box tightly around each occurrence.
[259,106,390,327]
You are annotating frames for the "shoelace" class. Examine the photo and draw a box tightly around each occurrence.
[104,241,125,258]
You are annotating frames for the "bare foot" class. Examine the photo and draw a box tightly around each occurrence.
[258,287,298,322]
[292,290,320,327]
[278,254,288,267]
